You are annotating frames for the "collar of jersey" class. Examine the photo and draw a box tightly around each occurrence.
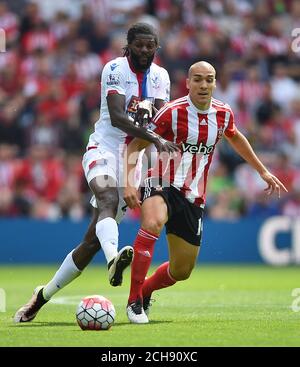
[127,56,150,99]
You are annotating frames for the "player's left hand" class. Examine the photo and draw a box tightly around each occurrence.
[260,171,288,198]
[134,100,154,127]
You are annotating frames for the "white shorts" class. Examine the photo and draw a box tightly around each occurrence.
[82,146,143,224]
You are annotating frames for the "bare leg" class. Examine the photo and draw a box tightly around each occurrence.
[72,207,101,270]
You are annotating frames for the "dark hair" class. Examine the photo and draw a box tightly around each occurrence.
[123,23,159,56]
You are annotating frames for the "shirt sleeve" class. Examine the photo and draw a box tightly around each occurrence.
[148,105,173,139]
[224,107,237,138]
[101,61,126,97]
[154,67,171,103]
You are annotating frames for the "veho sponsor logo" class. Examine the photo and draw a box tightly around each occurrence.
[182,142,214,155]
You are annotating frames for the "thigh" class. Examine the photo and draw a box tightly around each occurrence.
[167,233,200,273]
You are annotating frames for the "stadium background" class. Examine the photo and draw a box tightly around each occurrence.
[1,0,300,349]
[0,0,300,266]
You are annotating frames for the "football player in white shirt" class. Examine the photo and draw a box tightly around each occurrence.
[14,23,179,323]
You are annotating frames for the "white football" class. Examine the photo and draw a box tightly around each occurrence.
[76,295,116,330]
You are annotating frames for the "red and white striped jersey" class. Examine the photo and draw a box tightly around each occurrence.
[148,95,237,207]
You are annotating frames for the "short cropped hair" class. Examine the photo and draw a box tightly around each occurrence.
[123,23,159,56]
[127,23,158,44]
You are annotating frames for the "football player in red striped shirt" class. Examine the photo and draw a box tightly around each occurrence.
[124,61,288,323]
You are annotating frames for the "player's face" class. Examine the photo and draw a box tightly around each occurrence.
[186,68,216,110]
[128,34,157,71]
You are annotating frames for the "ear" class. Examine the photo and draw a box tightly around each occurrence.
[186,78,190,90]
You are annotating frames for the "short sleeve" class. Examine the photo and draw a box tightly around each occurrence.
[148,105,173,138]
[101,61,126,97]
[154,67,171,103]
[224,108,237,138]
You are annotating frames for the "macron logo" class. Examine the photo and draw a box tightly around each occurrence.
[110,63,118,71]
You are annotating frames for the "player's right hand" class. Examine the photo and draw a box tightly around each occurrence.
[154,136,181,154]
[124,186,141,209]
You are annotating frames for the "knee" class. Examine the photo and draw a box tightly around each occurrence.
[170,265,194,281]
[95,188,119,212]
[142,219,164,236]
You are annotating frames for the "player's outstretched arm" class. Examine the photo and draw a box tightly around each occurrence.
[107,94,180,154]
[225,129,288,198]
[123,138,150,209]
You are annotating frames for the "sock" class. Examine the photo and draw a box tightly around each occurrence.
[142,261,177,298]
[96,217,119,264]
[43,250,81,300]
[128,228,158,304]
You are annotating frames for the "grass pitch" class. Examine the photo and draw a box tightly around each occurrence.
[0,265,299,347]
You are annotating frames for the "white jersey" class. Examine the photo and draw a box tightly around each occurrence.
[87,56,170,152]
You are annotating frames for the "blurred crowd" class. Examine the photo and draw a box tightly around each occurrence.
[0,0,300,221]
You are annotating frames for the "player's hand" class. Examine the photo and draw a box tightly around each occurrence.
[134,100,154,127]
[124,186,141,209]
[154,136,181,154]
[260,171,288,198]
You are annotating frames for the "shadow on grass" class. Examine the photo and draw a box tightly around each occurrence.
[11,320,172,328]
[11,322,76,327]
[113,320,172,327]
